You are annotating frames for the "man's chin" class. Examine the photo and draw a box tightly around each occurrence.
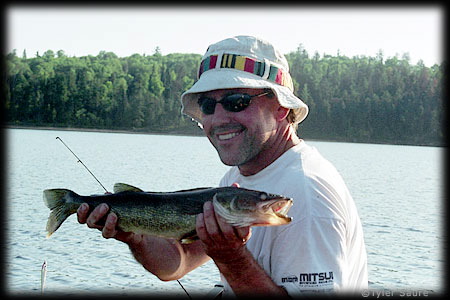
[218,155,240,166]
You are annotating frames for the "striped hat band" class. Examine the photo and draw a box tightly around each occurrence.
[198,53,294,91]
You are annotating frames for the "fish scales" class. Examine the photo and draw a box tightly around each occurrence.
[105,192,202,236]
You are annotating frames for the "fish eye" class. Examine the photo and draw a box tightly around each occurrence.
[259,192,268,200]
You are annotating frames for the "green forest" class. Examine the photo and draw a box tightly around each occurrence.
[4,47,444,146]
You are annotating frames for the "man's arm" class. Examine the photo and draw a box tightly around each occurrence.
[196,201,289,297]
[77,203,210,281]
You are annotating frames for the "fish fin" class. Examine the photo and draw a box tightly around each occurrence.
[180,230,199,244]
[113,183,144,193]
[43,189,79,238]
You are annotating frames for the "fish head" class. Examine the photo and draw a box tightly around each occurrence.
[212,187,293,227]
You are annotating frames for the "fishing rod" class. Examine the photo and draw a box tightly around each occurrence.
[41,260,47,295]
[55,136,192,299]
[56,137,109,193]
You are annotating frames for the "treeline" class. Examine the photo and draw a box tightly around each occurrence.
[4,47,444,146]
[286,47,444,146]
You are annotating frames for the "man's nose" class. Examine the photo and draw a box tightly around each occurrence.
[209,102,233,123]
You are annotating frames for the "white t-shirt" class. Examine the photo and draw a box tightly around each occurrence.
[218,141,368,296]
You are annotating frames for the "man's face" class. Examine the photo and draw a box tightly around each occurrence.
[200,88,280,167]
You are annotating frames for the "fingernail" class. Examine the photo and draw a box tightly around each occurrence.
[79,203,88,212]
[109,213,117,223]
[100,204,108,214]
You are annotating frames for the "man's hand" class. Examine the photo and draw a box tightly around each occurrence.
[196,201,251,262]
[195,182,252,263]
[195,183,289,297]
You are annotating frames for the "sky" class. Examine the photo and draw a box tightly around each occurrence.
[6,5,444,67]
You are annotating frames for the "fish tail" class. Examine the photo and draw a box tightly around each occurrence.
[43,189,79,238]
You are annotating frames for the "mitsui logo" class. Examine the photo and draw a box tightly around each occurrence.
[299,272,333,284]
[282,271,334,285]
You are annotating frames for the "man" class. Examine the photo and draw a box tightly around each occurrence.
[77,35,368,296]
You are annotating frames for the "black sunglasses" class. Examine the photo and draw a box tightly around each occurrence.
[197,91,271,115]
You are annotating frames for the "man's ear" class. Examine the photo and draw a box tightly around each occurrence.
[275,106,290,122]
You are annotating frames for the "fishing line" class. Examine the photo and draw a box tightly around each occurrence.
[56,137,109,193]
[177,279,192,300]
[55,136,192,298]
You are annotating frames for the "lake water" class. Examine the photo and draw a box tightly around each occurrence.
[5,128,444,296]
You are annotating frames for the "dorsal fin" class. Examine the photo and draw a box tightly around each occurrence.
[113,183,144,193]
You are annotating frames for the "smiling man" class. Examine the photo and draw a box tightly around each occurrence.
[180,36,368,296]
[199,88,291,174]
[77,35,368,297]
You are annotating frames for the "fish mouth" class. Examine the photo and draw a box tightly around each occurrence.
[260,198,293,223]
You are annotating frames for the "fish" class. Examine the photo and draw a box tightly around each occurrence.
[43,183,293,244]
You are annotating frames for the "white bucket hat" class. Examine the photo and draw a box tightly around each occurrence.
[181,35,309,124]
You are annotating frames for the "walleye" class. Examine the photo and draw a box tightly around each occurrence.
[43,183,293,244]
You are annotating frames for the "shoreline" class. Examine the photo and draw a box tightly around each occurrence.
[5,125,206,137]
[5,125,442,147]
